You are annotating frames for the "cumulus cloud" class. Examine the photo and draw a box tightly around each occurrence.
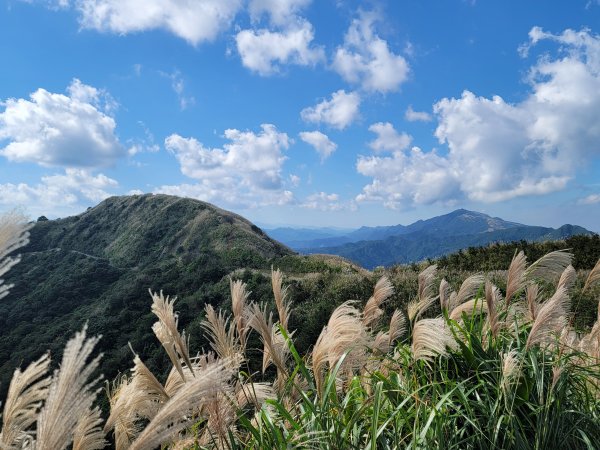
[357,27,600,207]
[405,105,432,122]
[300,90,360,129]
[160,124,294,208]
[235,20,324,75]
[248,0,312,26]
[57,0,242,45]
[0,79,124,168]
[578,193,600,205]
[299,130,337,161]
[332,11,409,93]
[0,169,118,215]
[301,192,343,211]
[368,122,411,152]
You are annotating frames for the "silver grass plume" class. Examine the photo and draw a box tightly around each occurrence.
[448,274,485,314]
[373,311,406,354]
[201,304,238,360]
[412,317,457,361]
[525,250,573,284]
[246,303,288,375]
[0,210,31,300]
[36,325,103,450]
[485,282,502,339]
[557,265,576,291]
[501,350,520,394]
[439,279,451,313]
[583,258,600,293]
[150,290,194,381]
[272,268,291,332]
[0,353,51,448]
[526,284,541,322]
[408,265,438,321]
[526,286,570,349]
[449,298,487,321]
[164,353,217,398]
[129,356,240,450]
[104,376,138,450]
[363,276,394,328]
[505,251,527,306]
[230,278,250,349]
[72,407,106,450]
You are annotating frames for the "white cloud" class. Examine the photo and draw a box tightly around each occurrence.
[289,174,301,187]
[332,11,409,93]
[161,124,294,208]
[357,27,600,207]
[405,105,432,122]
[578,193,600,205]
[299,131,337,161]
[0,79,124,168]
[160,70,195,110]
[300,90,360,129]
[248,0,311,26]
[235,20,324,75]
[301,192,343,211]
[0,168,118,215]
[368,122,411,152]
[59,0,242,45]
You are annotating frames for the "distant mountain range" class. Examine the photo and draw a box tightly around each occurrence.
[265,209,593,269]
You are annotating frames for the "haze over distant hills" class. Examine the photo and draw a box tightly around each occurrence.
[265,209,593,269]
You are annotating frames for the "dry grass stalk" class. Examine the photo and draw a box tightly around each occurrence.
[505,251,527,306]
[412,318,457,361]
[448,274,485,313]
[557,265,576,290]
[36,325,103,450]
[526,250,573,284]
[129,357,239,450]
[501,350,520,393]
[272,268,291,332]
[247,303,288,375]
[0,210,31,300]
[408,265,438,321]
[579,321,600,360]
[583,258,600,293]
[388,309,406,346]
[526,286,570,349]
[164,353,217,398]
[104,376,139,450]
[526,284,541,322]
[201,304,238,360]
[363,276,394,328]
[236,382,274,409]
[230,278,250,348]
[439,279,451,312]
[0,353,51,448]
[150,290,194,381]
[485,282,502,339]
[449,298,487,321]
[72,406,106,450]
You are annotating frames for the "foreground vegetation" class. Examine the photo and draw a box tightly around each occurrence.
[2,211,600,449]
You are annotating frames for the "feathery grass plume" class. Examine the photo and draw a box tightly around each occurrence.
[72,406,106,450]
[388,309,406,346]
[411,317,457,361]
[150,290,194,381]
[526,286,570,349]
[505,250,527,306]
[311,301,369,394]
[246,303,285,373]
[0,353,50,448]
[272,268,291,332]
[201,304,238,361]
[363,276,394,328]
[500,349,520,394]
[36,325,103,450]
[236,382,274,409]
[583,258,600,293]
[104,376,138,450]
[557,265,576,290]
[164,353,217,397]
[449,298,487,321]
[0,210,31,300]
[230,278,250,348]
[579,321,600,360]
[525,250,573,284]
[485,282,502,339]
[407,265,438,321]
[129,357,239,450]
[448,274,485,314]
[526,283,541,322]
[439,279,451,312]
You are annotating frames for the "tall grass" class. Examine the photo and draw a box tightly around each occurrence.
[1,209,600,449]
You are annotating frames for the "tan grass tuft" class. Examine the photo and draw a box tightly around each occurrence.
[448,274,485,313]
[526,286,570,349]
[272,268,292,332]
[439,279,451,312]
[408,265,438,321]
[363,276,394,327]
[526,283,541,322]
[485,282,502,339]
[501,349,520,393]
[230,278,250,348]
[449,298,487,321]
[557,265,576,290]
[201,304,238,360]
[526,250,573,284]
[583,258,600,293]
[411,318,457,361]
[72,406,106,450]
[505,250,527,306]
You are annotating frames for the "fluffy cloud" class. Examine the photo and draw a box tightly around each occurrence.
[0,79,124,168]
[248,0,311,26]
[357,27,600,207]
[58,0,242,45]
[299,131,337,161]
[160,124,293,208]
[300,90,360,129]
[332,12,409,93]
[405,105,432,122]
[301,192,343,211]
[0,169,118,215]
[235,20,324,75]
[578,193,600,205]
[368,122,411,152]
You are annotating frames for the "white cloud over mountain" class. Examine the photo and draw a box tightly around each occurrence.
[0,79,124,169]
[357,27,600,207]
[300,90,360,129]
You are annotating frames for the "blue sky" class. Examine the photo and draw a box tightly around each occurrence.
[1,0,599,231]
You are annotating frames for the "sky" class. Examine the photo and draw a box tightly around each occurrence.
[1,0,600,231]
